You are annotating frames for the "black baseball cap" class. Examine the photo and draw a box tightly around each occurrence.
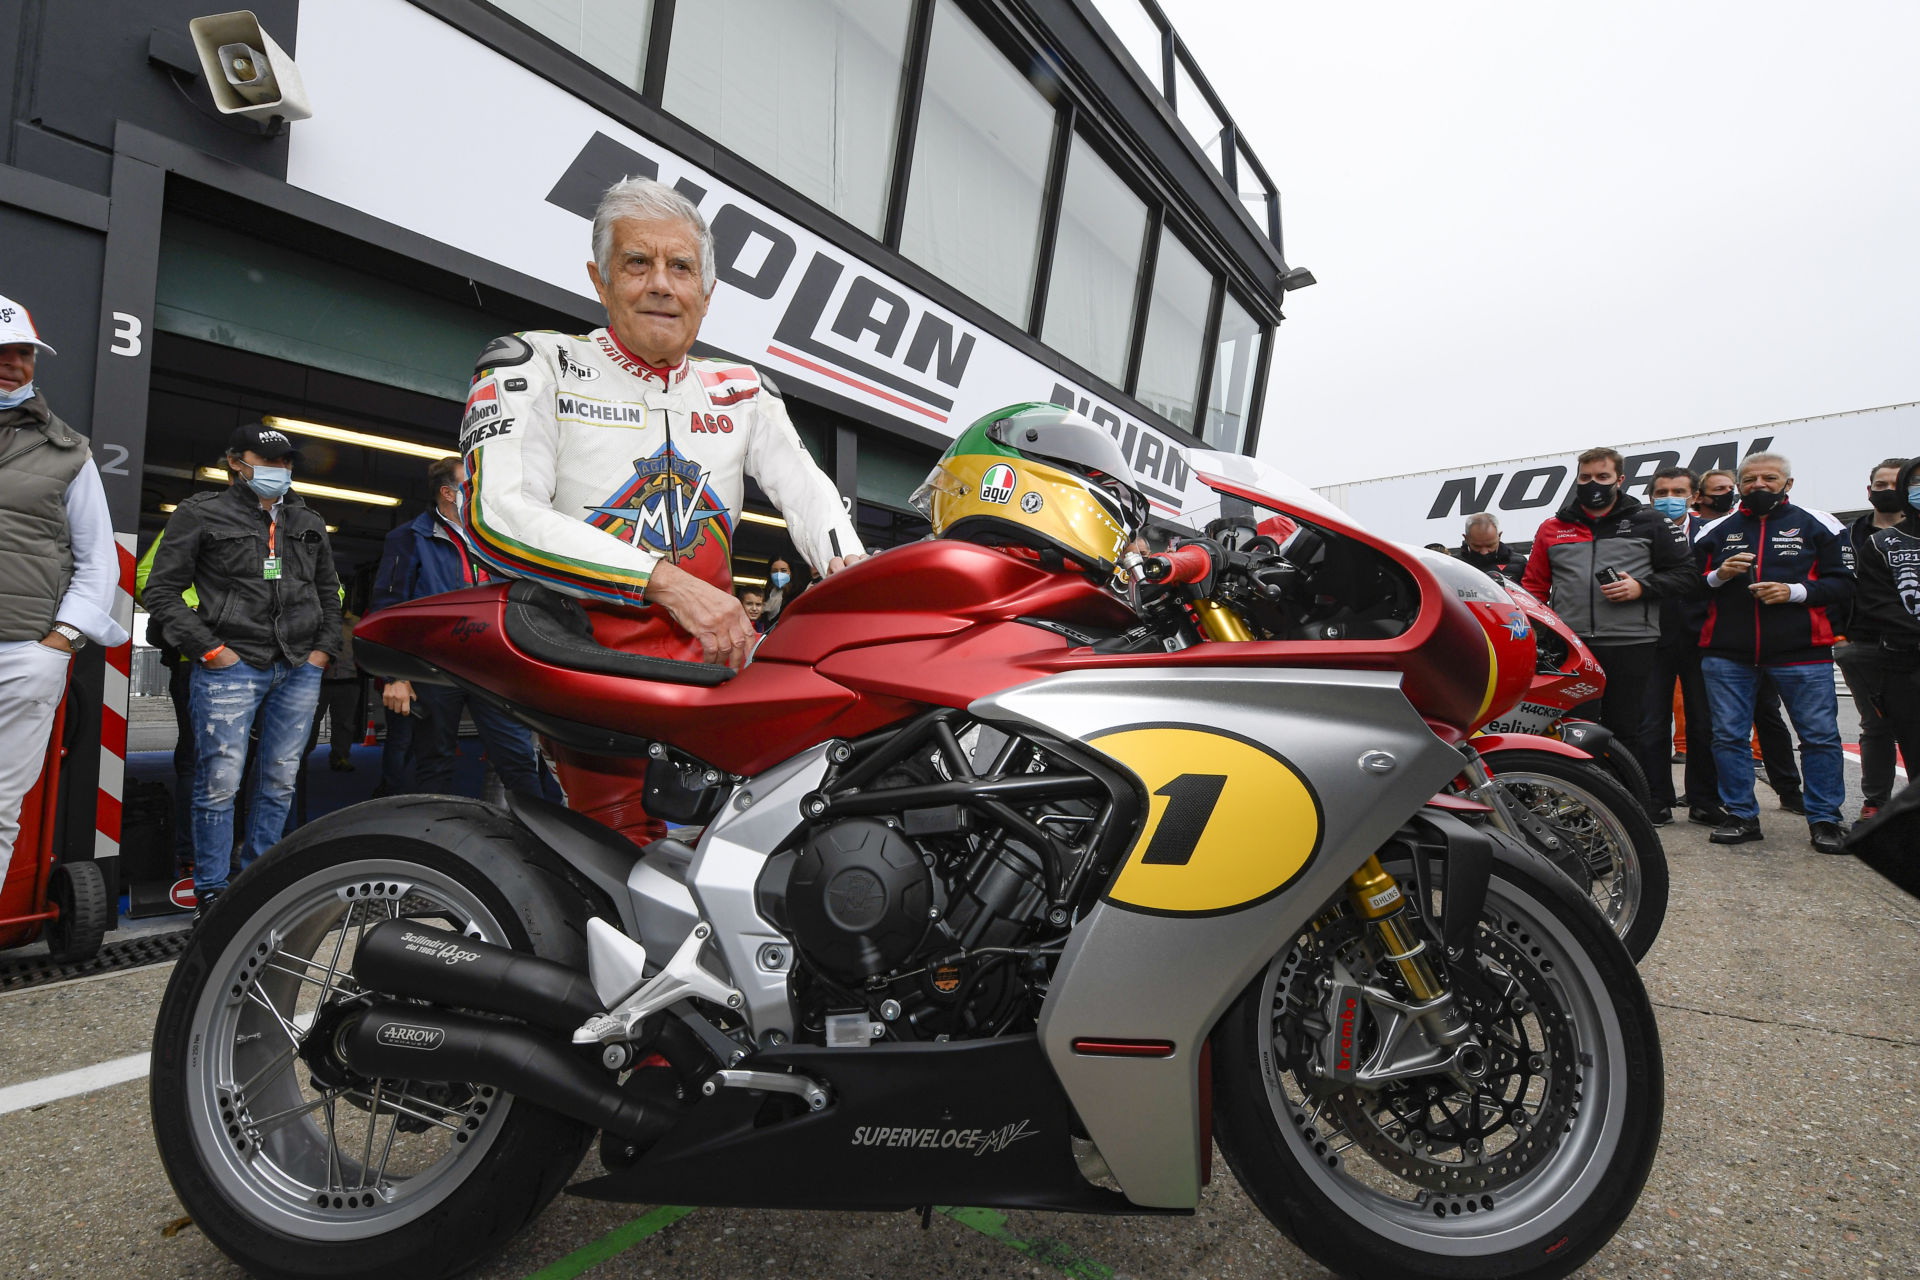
[228,422,300,460]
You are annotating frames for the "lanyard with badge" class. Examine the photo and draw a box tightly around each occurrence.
[263,513,282,580]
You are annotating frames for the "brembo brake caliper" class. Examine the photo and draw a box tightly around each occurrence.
[1317,857,1489,1087]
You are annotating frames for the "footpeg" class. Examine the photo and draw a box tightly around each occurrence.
[574,922,742,1046]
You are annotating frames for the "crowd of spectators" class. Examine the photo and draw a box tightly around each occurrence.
[1450,447,1918,854]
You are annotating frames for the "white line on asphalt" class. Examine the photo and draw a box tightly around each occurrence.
[0,1052,150,1116]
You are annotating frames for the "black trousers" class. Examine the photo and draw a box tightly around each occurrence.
[1646,641,1716,809]
[1875,650,1920,783]
[1837,642,1899,807]
[1578,641,1659,806]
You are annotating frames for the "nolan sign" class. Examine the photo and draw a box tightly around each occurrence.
[1317,402,1920,547]
[286,0,1216,518]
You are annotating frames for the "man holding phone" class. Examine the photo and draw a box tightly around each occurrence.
[1692,452,1855,851]
[1521,446,1698,816]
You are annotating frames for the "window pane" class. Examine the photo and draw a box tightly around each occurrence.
[1173,56,1225,173]
[1041,135,1147,386]
[1089,0,1164,92]
[899,0,1056,326]
[1236,142,1271,233]
[1134,228,1213,431]
[487,0,653,91]
[1204,293,1262,454]
[663,0,911,237]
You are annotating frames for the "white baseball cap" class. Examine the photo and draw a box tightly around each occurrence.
[0,294,56,355]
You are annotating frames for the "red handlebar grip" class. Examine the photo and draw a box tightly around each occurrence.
[1156,544,1215,585]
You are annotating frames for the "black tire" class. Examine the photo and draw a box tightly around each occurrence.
[46,860,109,962]
[1487,750,1668,961]
[1213,840,1664,1280]
[151,797,599,1280]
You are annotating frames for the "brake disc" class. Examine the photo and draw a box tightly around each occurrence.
[1274,900,1581,1194]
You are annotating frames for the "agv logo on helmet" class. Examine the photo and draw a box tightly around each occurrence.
[980,463,1016,505]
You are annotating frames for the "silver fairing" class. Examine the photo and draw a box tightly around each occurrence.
[973,667,1462,1209]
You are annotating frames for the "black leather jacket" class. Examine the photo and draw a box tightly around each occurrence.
[145,482,343,668]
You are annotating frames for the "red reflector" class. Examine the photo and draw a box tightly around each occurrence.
[1071,1038,1175,1058]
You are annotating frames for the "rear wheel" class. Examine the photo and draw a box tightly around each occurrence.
[1213,843,1663,1280]
[46,860,109,962]
[151,798,596,1280]
[1487,750,1668,960]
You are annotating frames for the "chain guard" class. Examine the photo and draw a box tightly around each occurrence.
[1273,894,1581,1194]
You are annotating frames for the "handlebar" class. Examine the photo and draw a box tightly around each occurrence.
[1141,543,1217,586]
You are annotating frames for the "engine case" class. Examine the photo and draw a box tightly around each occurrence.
[786,818,934,981]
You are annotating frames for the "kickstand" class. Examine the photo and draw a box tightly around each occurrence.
[919,1204,934,1230]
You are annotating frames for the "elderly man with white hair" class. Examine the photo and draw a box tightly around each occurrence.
[1691,451,1855,852]
[458,177,864,843]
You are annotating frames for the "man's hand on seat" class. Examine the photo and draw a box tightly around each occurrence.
[644,559,758,668]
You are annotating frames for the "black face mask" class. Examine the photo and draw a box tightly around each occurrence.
[1703,490,1736,513]
[1869,488,1908,513]
[1575,480,1617,511]
[1740,487,1785,517]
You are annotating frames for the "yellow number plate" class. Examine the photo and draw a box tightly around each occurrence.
[1090,725,1323,916]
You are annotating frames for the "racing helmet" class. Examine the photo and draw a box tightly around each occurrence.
[911,404,1148,576]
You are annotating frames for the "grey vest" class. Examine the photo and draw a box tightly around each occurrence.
[0,395,90,642]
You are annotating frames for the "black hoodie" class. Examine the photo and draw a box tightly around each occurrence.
[1855,457,1920,647]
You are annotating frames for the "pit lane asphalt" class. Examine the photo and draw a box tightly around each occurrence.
[3,787,1915,1280]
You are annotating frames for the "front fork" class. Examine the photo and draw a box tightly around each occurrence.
[1187,598,1485,1080]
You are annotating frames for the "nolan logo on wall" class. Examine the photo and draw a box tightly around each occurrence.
[980,464,1016,505]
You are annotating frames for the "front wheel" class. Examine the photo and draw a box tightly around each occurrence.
[1213,842,1664,1280]
[1487,750,1668,960]
[150,798,596,1280]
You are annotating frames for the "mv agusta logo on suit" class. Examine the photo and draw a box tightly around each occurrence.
[150,404,1667,1280]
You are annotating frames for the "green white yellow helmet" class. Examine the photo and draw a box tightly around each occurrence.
[911,404,1148,576]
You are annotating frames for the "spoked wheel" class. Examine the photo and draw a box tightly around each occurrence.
[151,799,596,1280]
[1213,844,1663,1280]
[1489,751,1668,960]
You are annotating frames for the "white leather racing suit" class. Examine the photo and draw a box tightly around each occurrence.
[459,326,862,608]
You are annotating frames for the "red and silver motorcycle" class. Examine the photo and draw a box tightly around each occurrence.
[1448,572,1668,960]
[150,411,1661,1280]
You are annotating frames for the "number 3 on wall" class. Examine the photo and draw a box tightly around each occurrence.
[1090,725,1324,916]
[110,312,142,357]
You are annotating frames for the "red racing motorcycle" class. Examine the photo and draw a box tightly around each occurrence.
[149,408,1661,1280]
[1451,572,1668,960]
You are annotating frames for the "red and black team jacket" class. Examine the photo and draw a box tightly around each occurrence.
[1518,492,1695,642]
[1691,499,1855,665]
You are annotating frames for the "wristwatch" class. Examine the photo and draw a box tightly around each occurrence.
[51,623,86,651]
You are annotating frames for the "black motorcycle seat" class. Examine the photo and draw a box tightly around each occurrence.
[503,580,736,686]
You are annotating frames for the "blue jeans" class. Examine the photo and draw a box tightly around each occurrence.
[1700,656,1845,825]
[190,659,323,893]
[413,684,546,798]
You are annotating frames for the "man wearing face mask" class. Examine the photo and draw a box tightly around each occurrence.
[144,424,342,917]
[0,294,130,887]
[1835,458,1913,820]
[1521,446,1697,815]
[1850,455,1920,785]
[1692,452,1855,852]
[1641,467,1724,825]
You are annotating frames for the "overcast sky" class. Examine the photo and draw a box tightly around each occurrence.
[1159,0,1920,488]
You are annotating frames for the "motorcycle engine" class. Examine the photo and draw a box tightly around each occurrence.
[783,818,936,982]
[756,724,1095,1045]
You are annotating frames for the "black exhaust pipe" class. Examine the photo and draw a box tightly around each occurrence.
[339,1003,675,1145]
[351,920,605,1034]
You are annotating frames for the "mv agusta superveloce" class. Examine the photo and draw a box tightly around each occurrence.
[150,406,1663,1280]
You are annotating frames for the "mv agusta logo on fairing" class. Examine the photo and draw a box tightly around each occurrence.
[850,1120,1039,1156]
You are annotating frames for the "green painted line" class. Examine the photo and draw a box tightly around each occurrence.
[523,1204,696,1280]
[938,1206,1114,1280]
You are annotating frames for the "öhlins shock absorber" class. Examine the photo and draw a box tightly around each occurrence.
[1346,856,1474,1047]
